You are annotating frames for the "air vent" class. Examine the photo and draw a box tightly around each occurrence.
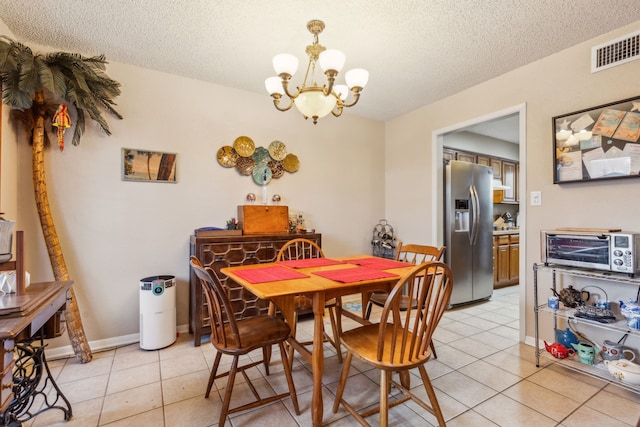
[591,30,640,73]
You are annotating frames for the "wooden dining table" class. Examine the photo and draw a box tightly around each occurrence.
[221,254,415,427]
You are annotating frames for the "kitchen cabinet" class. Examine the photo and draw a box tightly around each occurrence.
[444,148,518,203]
[533,264,640,393]
[443,149,456,162]
[502,161,517,203]
[509,234,519,282]
[477,156,502,179]
[189,232,322,346]
[456,151,477,163]
[493,233,519,287]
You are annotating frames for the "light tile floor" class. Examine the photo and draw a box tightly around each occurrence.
[20,285,640,426]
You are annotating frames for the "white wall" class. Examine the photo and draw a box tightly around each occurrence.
[8,45,384,353]
[385,21,640,341]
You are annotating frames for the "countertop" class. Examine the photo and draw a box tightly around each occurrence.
[493,228,520,235]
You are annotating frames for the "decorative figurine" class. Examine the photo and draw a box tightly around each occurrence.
[272,194,281,205]
[246,193,256,204]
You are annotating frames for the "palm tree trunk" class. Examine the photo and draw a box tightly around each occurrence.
[32,91,92,363]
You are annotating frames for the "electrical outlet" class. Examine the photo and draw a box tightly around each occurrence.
[531,191,542,206]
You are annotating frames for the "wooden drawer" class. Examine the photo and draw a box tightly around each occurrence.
[0,340,14,372]
[0,361,14,413]
[496,235,510,245]
[510,234,519,243]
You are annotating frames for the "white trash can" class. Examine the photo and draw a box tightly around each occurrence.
[139,275,176,350]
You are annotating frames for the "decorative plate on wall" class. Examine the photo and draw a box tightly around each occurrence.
[252,165,273,185]
[235,156,256,175]
[216,146,238,168]
[251,146,270,166]
[233,136,256,157]
[268,140,287,161]
[267,159,285,178]
[283,153,300,173]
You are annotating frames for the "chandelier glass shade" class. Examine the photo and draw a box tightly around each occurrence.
[265,20,368,124]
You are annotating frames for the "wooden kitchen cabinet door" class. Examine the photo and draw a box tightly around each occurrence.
[496,244,509,283]
[502,161,516,202]
[509,243,519,282]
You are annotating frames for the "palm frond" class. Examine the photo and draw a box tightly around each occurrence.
[0,40,17,73]
[17,54,37,95]
[71,109,85,146]
[2,69,33,110]
[48,65,67,96]
[1,37,122,146]
[35,56,55,94]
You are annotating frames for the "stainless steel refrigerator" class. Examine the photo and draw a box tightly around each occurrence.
[444,160,494,306]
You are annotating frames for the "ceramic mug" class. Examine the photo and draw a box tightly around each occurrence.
[548,296,559,310]
[601,340,636,361]
[571,341,598,365]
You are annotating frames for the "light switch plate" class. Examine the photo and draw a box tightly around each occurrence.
[531,191,542,206]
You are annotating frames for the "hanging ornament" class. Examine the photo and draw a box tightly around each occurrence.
[52,104,71,151]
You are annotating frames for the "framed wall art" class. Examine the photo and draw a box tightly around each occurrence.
[553,95,640,184]
[122,148,177,183]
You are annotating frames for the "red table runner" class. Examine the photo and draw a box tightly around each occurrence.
[345,257,413,270]
[231,266,309,284]
[278,258,344,268]
[312,267,399,283]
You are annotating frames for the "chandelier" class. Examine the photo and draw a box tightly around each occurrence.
[265,20,369,124]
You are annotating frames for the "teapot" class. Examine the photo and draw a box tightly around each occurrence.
[544,341,575,359]
[554,327,579,348]
[550,285,589,308]
[619,300,640,330]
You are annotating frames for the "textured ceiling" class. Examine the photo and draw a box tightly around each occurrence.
[1,1,640,122]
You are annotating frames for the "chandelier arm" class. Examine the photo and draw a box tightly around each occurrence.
[331,105,344,117]
[324,70,337,96]
[341,88,363,108]
[271,94,295,112]
[280,74,301,99]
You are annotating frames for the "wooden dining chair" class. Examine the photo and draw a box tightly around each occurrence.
[190,256,300,426]
[274,238,343,364]
[365,242,446,319]
[333,261,454,427]
[364,242,445,358]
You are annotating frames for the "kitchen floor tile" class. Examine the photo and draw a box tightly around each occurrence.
[502,380,582,421]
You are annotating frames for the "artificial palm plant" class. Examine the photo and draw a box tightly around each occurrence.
[0,37,123,362]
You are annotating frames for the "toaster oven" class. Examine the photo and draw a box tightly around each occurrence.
[541,230,640,275]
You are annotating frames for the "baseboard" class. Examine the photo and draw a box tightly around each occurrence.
[45,323,191,360]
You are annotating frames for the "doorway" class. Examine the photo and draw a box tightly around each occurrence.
[432,104,527,341]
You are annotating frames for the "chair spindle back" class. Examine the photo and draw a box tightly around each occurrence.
[377,261,453,364]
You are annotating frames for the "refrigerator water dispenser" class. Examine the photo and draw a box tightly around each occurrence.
[454,199,469,232]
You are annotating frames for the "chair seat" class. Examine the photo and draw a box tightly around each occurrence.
[341,324,432,370]
[215,315,291,354]
[369,292,412,310]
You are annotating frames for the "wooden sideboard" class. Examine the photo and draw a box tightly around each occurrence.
[189,232,322,346]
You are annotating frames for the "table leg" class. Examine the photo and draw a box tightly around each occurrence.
[311,292,325,427]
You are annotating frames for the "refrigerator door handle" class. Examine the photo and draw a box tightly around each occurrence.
[470,185,479,246]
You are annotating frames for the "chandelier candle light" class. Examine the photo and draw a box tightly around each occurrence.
[265,20,369,124]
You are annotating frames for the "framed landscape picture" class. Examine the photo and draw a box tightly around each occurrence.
[553,95,640,184]
[122,148,177,183]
